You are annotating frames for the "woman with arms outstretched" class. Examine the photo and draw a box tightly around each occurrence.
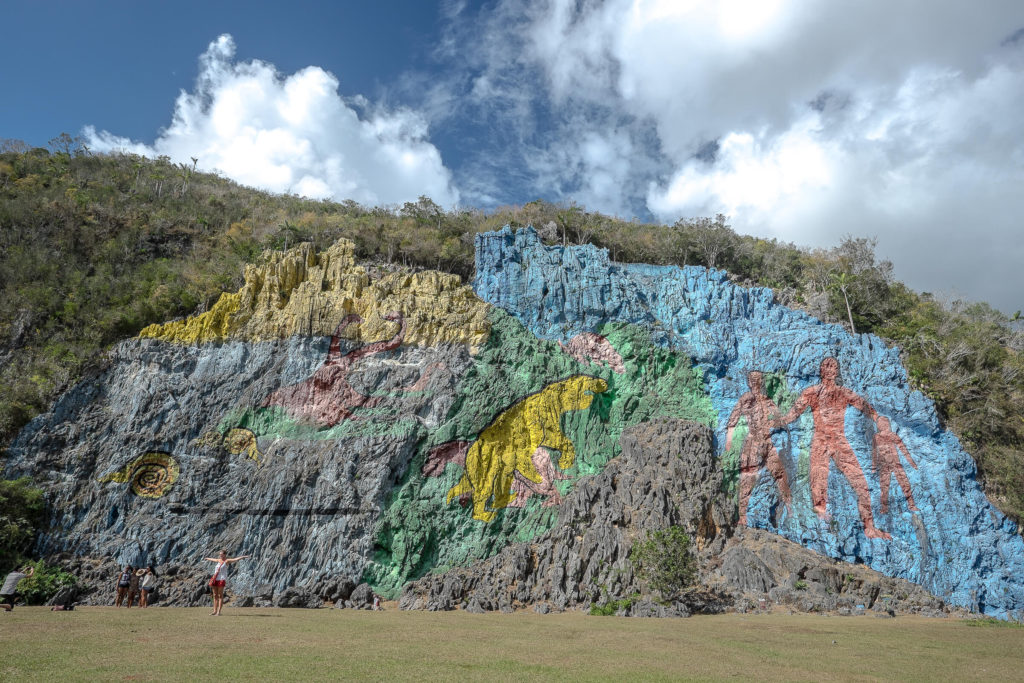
[203,550,249,616]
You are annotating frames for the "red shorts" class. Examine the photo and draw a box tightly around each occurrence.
[210,580,226,588]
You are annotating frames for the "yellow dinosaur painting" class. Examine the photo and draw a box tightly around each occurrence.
[426,375,608,522]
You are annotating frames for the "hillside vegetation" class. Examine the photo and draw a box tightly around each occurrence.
[1,137,1022,524]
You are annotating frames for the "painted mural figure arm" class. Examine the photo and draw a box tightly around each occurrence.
[845,387,879,424]
[777,389,811,429]
[896,434,917,470]
[724,393,752,452]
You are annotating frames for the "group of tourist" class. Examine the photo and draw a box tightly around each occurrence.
[117,550,250,615]
[1,549,250,613]
[114,563,159,608]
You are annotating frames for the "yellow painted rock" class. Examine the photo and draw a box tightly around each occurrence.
[139,240,491,351]
[100,452,179,499]
[446,375,608,522]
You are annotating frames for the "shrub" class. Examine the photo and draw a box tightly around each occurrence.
[0,477,45,573]
[15,559,77,605]
[629,526,697,598]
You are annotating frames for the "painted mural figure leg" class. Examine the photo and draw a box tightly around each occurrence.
[833,445,891,540]
[879,468,893,515]
[490,468,518,511]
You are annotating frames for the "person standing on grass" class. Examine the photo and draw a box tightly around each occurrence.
[203,550,249,616]
[1,565,34,611]
[115,564,133,607]
[138,565,158,608]
[125,565,141,608]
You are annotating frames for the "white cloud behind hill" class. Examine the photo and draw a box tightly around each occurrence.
[85,34,459,209]
[434,0,1024,312]
[79,3,1024,313]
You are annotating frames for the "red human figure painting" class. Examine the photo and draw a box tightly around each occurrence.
[872,415,919,514]
[778,357,891,540]
[725,371,792,526]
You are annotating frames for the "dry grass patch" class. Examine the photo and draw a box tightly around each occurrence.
[1,607,1021,681]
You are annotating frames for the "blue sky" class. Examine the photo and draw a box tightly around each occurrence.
[3,1,1024,313]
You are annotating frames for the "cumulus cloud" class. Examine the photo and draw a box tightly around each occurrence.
[440,0,1024,311]
[85,34,458,208]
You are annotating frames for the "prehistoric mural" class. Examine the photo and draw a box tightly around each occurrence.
[725,370,792,526]
[424,375,609,522]
[472,226,1024,617]
[366,312,716,595]
[872,415,918,515]
[726,358,919,540]
[100,452,180,498]
[775,357,899,539]
[6,231,1024,618]
[558,333,626,374]
[260,311,440,427]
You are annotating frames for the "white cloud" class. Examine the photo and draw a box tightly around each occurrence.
[442,0,1024,311]
[85,34,458,208]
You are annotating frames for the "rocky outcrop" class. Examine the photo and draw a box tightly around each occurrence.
[140,240,490,350]
[400,419,953,618]
[473,226,1024,619]
[4,231,1022,618]
[4,328,470,605]
[714,528,948,616]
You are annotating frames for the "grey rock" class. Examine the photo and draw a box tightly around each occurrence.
[46,585,77,607]
[3,337,469,605]
[274,587,323,608]
[349,582,374,608]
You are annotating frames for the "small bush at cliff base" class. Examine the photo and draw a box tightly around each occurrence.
[16,559,77,605]
[629,526,697,598]
[0,477,45,573]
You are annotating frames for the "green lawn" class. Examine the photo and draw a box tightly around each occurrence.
[1,607,1021,681]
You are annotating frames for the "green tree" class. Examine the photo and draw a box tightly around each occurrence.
[629,526,697,598]
[0,477,46,573]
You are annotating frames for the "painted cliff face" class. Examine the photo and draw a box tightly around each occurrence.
[428,375,609,522]
[5,230,1023,619]
[366,312,715,596]
[727,358,920,541]
[472,226,1024,619]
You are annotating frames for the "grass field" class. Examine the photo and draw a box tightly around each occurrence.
[1,606,1021,681]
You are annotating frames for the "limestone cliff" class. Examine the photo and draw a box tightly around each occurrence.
[139,240,490,350]
[472,226,1024,619]
[4,231,1023,619]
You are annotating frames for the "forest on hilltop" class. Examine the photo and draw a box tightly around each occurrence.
[1,135,1021,525]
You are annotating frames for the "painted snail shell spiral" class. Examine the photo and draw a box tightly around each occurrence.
[103,452,179,499]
